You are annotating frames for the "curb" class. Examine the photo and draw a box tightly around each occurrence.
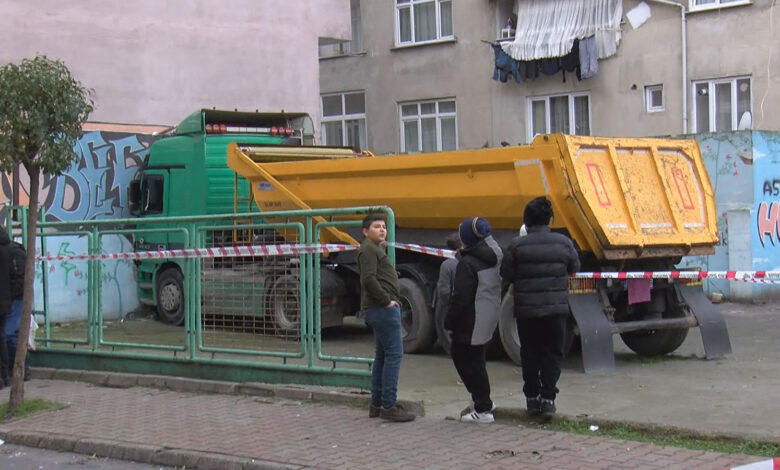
[27,367,425,417]
[0,430,322,470]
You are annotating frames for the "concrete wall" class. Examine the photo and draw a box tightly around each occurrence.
[0,0,351,131]
[321,0,780,155]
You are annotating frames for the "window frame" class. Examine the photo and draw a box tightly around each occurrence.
[526,92,592,141]
[645,85,665,113]
[398,98,458,153]
[320,91,367,149]
[395,0,454,47]
[689,0,751,13]
[691,76,752,133]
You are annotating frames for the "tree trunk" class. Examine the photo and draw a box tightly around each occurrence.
[7,165,40,417]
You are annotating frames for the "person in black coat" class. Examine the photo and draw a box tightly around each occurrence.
[500,197,580,420]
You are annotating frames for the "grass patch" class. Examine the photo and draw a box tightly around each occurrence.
[540,418,780,457]
[0,398,64,421]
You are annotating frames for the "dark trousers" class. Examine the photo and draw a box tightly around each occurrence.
[516,315,567,400]
[450,341,493,413]
[0,312,8,383]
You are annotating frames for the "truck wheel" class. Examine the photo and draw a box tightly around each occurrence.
[498,291,521,366]
[619,289,689,356]
[399,278,436,354]
[434,301,452,356]
[269,274,300,337]
[156,267,185,325]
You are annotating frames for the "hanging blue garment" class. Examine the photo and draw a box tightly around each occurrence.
[491,44,521,83]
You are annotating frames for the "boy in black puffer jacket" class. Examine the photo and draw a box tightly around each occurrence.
[501,197,580,420]
[445,217,502,423]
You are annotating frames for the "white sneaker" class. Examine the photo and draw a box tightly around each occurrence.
[460,410,495,423]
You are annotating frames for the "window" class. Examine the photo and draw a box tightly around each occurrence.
[528,93,591,140]
[495,0,517,41]
[321,92,367,149]
[319,0,362,57]
[399,99,457,153]
[690,0,750,12]
[692,77,751,133]
[645,85,664,113]
[395,0,453,46]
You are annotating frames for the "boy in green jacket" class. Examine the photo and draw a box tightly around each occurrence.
[357,213,415,422]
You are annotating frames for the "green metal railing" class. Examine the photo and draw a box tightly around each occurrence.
[20,205,396,388]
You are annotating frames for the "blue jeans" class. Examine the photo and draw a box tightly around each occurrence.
[4,299,28,374]
[364,305,403,409]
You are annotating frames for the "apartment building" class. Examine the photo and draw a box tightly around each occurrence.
[1,0,352,129]
[319,0,780,155]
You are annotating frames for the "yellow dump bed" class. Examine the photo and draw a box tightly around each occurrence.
[227,134,717,260]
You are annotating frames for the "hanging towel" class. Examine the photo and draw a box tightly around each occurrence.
[627,278,652,305]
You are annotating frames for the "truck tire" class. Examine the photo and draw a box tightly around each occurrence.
[619,289,689,356]
[399,278,436,354]
[156,267,185,325]
[269,274,300,337]
[434,301,452,356]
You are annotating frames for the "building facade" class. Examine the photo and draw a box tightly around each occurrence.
[1,0,351,130]
[319,0,780,155]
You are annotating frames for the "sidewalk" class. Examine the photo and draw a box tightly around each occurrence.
[0,376,764,470]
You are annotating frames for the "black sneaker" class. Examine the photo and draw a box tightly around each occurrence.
[540,398,556,420]
[379,403,416,422]
[526,396,541,417]
[24,369,31,382]
[369,404,380,418]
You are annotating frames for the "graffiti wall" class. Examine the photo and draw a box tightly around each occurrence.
[750,131,780,299]
[678,130,780,301]
[679,131,754,298]
[1,131,154,322]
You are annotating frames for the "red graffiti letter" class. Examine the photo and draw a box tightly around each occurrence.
[757,201,780,247]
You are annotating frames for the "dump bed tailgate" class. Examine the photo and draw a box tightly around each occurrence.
[556,135,717,259]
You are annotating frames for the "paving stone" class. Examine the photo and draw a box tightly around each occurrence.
[1,378,760,470]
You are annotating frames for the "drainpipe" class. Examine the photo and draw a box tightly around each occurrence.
[647,0,688,134]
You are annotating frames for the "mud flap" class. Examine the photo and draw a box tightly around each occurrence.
[679,285,732,359]
[568,294,615,372]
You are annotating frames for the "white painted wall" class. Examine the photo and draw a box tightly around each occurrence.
[0,0,350,131]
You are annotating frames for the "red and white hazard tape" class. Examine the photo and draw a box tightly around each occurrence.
[725,457,779,470]
[389,242,456,259]
[35,243,357,263]
[31,239,780,283]
[572,271,780,283]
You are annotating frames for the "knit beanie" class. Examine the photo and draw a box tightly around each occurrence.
[459,217,491,247]
[523,196,553,226]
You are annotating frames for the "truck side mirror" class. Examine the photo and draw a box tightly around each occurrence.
[129,180,140,216]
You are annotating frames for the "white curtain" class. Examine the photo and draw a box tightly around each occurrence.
[502,0,622,61]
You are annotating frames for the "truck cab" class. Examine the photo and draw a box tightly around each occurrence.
[128,109,315,324]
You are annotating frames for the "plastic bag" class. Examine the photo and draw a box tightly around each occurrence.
[28,316,38,351]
